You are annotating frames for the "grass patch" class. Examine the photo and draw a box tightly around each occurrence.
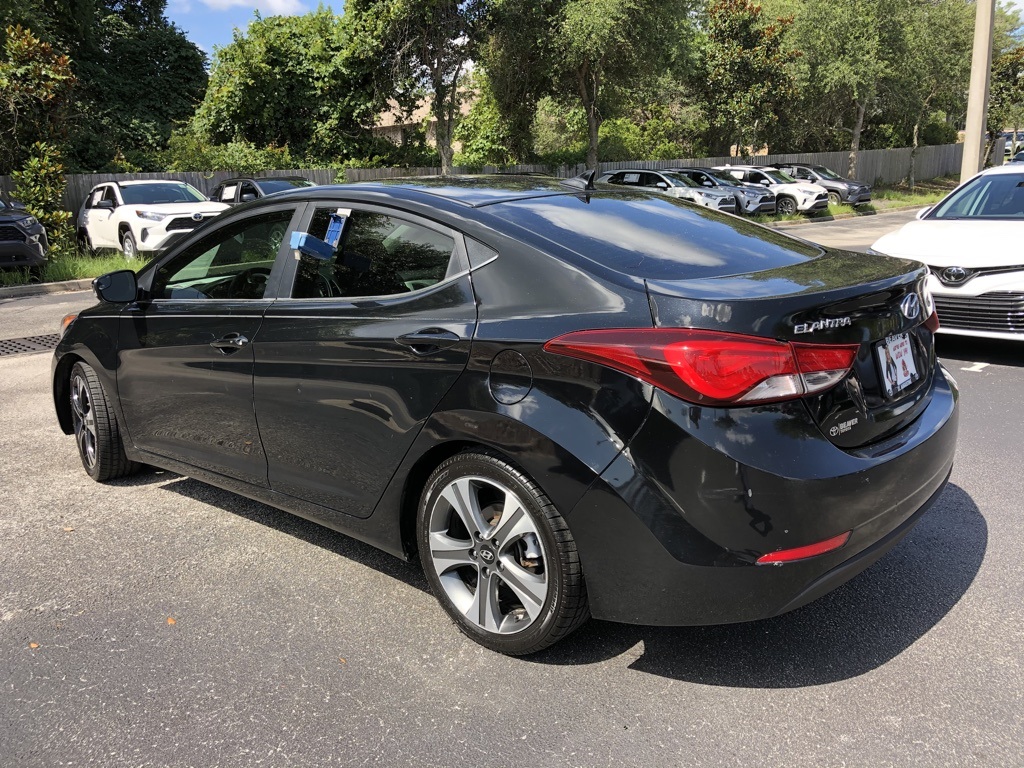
[0,251,150,288]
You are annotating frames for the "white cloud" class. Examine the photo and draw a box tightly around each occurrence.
[197,0,308,14]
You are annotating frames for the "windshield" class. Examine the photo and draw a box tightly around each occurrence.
[813,166,843,181]
[764,170,797,184]
[661,172,699,188]
[707,170,739,185]
[930,172,1024,219]
[259,178,314,194]
[121,183,206,205]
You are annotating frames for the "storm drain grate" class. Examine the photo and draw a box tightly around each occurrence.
[0,333,61,357]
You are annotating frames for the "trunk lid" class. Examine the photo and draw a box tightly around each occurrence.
[646,250,936,448]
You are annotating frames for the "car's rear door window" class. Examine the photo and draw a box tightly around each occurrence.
[291,208,457,299]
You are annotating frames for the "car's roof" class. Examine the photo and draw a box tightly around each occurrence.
[976,163,1024,176]
[117,179,195,186]
[327,175,583,208]
[221,176,312,183]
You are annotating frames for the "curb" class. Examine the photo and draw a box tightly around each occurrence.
[766,204,928,229]
[0,278,94,300]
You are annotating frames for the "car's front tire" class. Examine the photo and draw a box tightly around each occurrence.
[417,451,589,655]
[827,191,842,207]
[121,230,138,260]
[69,362,139,482]
[776,196,798,216]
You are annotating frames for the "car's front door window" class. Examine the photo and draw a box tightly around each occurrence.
[292,208,457,299]
[153,209,294,300]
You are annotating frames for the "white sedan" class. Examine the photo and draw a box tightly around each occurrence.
[872,164,1024,341]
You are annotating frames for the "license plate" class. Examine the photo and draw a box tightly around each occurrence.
[876,333,919,398]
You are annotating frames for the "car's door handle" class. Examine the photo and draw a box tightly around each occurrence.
[210,333,249,353]
[395,328,461,355]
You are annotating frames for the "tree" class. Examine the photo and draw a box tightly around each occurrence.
[476,0,563,162]
[353,0,485,173]
[988,45,1024,161]
[901,0,972,187]
[548,0,694,170]
[191,8,375,163]
[699,0,800,157]
[0,25,75,175]
[789,0,912,177]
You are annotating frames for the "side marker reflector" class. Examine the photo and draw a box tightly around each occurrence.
[755,531,852,565]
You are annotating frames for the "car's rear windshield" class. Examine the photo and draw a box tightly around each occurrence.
[929,172,1024,219]
[489,194,820,280]
[121,183,206,204]
[259,179,314,194]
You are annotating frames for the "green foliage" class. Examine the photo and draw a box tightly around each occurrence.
[0,25,75,174]
[0,251,150,287]
[191,7,378,165]
[11,141,72,248]
[453,71,516,166]
[700,0,799,156]
[161,132,297,174]
[69,8,207,172]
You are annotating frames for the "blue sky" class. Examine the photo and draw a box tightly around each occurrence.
[168,0,1024,61]
[165,0,339,57]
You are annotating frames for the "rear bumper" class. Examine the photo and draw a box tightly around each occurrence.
[566,362,959,625]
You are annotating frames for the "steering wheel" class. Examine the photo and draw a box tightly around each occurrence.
[314,272,343,298]
[229,267,271,299]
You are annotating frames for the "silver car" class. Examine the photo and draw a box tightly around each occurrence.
[667,167,777,215]
[596,169,737,213]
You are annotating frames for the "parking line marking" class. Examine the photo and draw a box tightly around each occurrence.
[960,362,990,372]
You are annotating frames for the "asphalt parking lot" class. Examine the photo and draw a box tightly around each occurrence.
[1,215,1022,767]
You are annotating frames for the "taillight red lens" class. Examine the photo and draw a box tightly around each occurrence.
[924,310,940,333]
[543,328,858,406]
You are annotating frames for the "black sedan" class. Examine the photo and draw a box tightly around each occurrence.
[52,177,959,655]
[0,196,48,273]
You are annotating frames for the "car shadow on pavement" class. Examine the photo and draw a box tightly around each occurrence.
[123,470,430,594]
[937,337,1023,368]
[528,483,985,687]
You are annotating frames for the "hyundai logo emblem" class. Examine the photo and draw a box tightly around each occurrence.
[941,266,968,284]
[479,549,495,564]
[900,294,921,320]
[192,212,203,222]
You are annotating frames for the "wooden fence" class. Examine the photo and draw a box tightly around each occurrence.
[346,142,972,185]
[0,141,1005,213]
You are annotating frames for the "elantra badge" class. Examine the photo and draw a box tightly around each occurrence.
[794,317,852,334]
[900,294,921,320]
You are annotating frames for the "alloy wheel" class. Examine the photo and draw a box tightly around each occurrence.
[427,475,548,635]
[70,372,97,469]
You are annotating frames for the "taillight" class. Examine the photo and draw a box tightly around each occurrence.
[543,328,858,406]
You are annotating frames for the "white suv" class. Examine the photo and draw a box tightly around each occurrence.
[77,180,228,258]
[712,165,829,216]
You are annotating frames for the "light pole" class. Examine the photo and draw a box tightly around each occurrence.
[961,0,996,180]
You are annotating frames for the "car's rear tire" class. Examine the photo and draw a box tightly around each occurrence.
[69,362,140,482]
[121,230,138,260]
[827,191,842,207]
[417,450,589,655]
[776,196,798,216]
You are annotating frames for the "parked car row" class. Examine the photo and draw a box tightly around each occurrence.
[596,163,871,217]
[75,176,317,259]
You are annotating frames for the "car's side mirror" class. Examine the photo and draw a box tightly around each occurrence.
[760,179,772,186]
[93,270,138,303]
[95,199,115,210]
[916,206,932,220]
[655,181,669,190]
[702,181,713,187]
[240,193,257,202]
